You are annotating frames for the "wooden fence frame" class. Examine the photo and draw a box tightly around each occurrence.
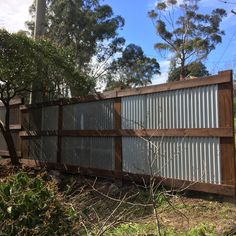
[0,70,235,198]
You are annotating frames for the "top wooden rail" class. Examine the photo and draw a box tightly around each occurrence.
[19,70,232,110]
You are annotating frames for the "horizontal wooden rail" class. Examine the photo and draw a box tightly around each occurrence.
[0,98,23,107]
[19,70,231,109]
[19,159,236,197]
[0,150,21,157]
[19,128,233,138]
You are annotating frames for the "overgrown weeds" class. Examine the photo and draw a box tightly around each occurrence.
[0,168,235,235]
[0,172,79,235]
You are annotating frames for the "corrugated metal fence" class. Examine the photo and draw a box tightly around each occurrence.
[1,70,235,198]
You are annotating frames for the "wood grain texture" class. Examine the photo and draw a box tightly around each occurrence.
[114,98,122,174]
[218,70,235,190]
[18,159,236,197]
[19,70,231,110]
[19,128,233,138]
[57,104,63,164]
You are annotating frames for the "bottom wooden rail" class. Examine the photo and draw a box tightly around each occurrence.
[19,159,236,198]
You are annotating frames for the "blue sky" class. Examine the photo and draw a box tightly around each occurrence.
[103,0,236,82]
[0,0,236,83]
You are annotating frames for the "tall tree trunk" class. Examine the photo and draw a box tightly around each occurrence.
[179,56,185,81]
[179,62,185,81]
[34,0,46,39]
[31,0,46,104]
[0,104,19,165]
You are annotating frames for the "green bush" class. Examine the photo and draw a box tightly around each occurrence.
[0,172,78,236]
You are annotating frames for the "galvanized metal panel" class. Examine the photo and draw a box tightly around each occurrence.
[63,99,114,130]
[122,85,218,129]
[42,106,58,130]
[122,137,221,184]
[0,132,7,150]
[28,138,42,161]
[0,132,20,152]
[41,137,57,163]
[0,107,20,125]
[28,137,57,163]
[29,108,42,130]
[61,137,115,170]
[121,95,146,129]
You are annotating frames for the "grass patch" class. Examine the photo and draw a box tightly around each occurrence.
[107,222,216,236]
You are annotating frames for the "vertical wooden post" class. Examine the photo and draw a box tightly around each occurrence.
[114,97,122,176]
[57,103,63,164]
[218,70,235,191]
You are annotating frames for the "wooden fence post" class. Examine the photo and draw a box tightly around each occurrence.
[57,103,63,164]
[114,97,122,176]
[218,70,236,192]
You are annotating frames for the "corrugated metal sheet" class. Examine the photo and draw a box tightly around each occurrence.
[63,99,114,130]
[29,108,42,130]
[28,137,57,163]
[28,138,42,161]
[41,137,57,162]
[42,106,58,130]
[121,95,146,129]
[0,132,20,152]
[122,137,221,184]
[0,107,20,125]
[61,137,115,170]
[122,85,218,129]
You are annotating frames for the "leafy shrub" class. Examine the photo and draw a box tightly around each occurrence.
[0,172,78,236]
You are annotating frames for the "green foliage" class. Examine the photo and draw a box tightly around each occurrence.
[26,0,125,96]
[0,29,79,102]
[168,61,210,82]
[0,172,78,236]
[149,0,226,80]
[105,44,160,90]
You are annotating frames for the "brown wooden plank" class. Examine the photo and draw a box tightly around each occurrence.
[19,128,233,138]
[20,71,231,110]
[114,97,122,174]
[9,124,22,131]
[57,104,63,164]
[220,138,236,186]
[118,128,233,137]
[114,98,121,130]
[122,172,235,197]
[18,158,236,197]
[19,130,58,137]
[218,71,236,190]
[0,98,23,107]
[0,150,21,157]
[117,70,231,98]
[115,136,122,174]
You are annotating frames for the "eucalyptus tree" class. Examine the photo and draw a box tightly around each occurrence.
[105,44,160,90]
[26,0,125,95]
[168,61,210,82]
[148,0,226,80]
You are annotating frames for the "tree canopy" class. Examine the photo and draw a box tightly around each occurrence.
[148,0,226,80]
[105,44,160,90]
[26,0,125,95]
[168,61,210,82]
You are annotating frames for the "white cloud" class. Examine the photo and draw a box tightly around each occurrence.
[152,59,170,84]
[0,0,33,32]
